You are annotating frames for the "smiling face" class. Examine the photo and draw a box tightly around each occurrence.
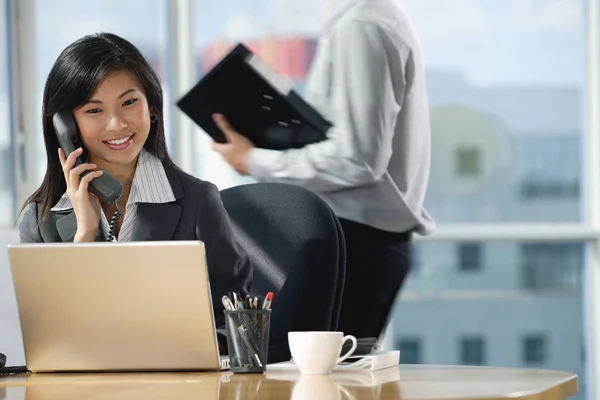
[73,69,151,168]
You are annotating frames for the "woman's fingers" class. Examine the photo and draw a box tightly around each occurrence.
[68,162,97,191]
[58,148,66,166]
[70,162,97,178]
[78,170,103,194]
[60,147,83,183]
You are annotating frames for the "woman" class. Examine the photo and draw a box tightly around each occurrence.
[18,32,252,331]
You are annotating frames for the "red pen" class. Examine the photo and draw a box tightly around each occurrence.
[262,292,273,310]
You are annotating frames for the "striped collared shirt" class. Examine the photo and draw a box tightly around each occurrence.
[51,149,176,241]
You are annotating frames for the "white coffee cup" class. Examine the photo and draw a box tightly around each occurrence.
[288,331,358,375]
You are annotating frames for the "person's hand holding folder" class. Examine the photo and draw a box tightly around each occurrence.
[212,113,255,175]
[175,43,329,162]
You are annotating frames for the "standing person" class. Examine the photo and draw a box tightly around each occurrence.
[212,0,435,339]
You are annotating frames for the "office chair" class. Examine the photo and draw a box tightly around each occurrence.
[220,182,346,363]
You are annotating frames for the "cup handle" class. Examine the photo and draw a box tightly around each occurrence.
[336,335,358,364]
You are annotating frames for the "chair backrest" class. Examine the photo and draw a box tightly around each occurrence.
[220,183,346,362]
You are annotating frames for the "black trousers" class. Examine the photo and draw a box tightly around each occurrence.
[336,218,412,339]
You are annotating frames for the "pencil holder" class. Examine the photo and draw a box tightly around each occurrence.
[224,309,271,373]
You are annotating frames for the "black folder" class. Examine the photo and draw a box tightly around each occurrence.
[176,43,331,150]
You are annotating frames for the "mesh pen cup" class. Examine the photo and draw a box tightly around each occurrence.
[224,309,271,373]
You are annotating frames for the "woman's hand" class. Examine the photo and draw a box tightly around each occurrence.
[58,147,103,242]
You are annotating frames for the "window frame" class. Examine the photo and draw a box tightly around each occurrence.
[455,146,481,178]
[457,242,483,272]
[522,334,547,365]
[459,335,486,366]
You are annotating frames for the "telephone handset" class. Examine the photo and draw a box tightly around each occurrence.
[52,110,123,204]
[52,110,123,241]
[0,352,28,376]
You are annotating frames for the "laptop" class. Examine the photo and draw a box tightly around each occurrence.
[7,240,229,373]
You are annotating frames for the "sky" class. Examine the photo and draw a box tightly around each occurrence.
[0,0,587,96]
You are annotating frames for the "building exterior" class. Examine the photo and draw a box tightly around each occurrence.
[199,37,317,84]
[397,72,584,399]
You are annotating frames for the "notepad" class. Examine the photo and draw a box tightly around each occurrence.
[177,43,332,150]
[266,365,401,387]
[331,366,401,386]
[267,350,400,372]
[337,350,400,371]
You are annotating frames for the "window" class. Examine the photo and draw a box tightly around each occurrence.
[520,182,580,199]
[191,0,585,224]
[457,243,482,272]
[189,1,588,397]
[0,0,12,227]
[397,240,584,396]
[396,338,422,364]
[518,135,580,200]
[522,334,547,365]
[417,0,584,224]
[455,147,480,177]
[460,336,486,366]
[520,243,583,291]
[0,3,594,400]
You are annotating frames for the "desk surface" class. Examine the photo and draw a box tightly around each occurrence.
[0,364,577,400]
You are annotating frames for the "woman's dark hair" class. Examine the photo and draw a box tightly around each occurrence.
[22,32,174,221]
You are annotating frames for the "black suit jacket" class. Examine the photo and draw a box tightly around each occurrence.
[18,163,253,329]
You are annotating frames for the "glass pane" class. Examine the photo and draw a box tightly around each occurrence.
[396,338,422,364]
[33,0,169,187]
[523,334,547,365]
[192,1,327,188]
[459,336,486,365]
[403,0,586,223]
[393,240,585,400]
[0,0,13,227]
[190,3,587,398]
[192,0,585,221]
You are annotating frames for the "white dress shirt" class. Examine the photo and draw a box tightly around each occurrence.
[248,0,435,235]
[51,149,176,241]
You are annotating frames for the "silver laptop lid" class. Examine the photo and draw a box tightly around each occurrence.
[7,240,221,372]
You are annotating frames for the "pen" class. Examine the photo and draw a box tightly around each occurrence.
[232,292,244,310]
[237,325,263,367]
[262,292,273,310]
[221,295,235,311]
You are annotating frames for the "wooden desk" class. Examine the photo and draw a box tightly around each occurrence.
[0,364,577,400]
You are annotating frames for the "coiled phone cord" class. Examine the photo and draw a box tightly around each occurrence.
[106,200,122,242]
[0,353,28,376]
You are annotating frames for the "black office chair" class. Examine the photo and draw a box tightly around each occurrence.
[220,182,346,363]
